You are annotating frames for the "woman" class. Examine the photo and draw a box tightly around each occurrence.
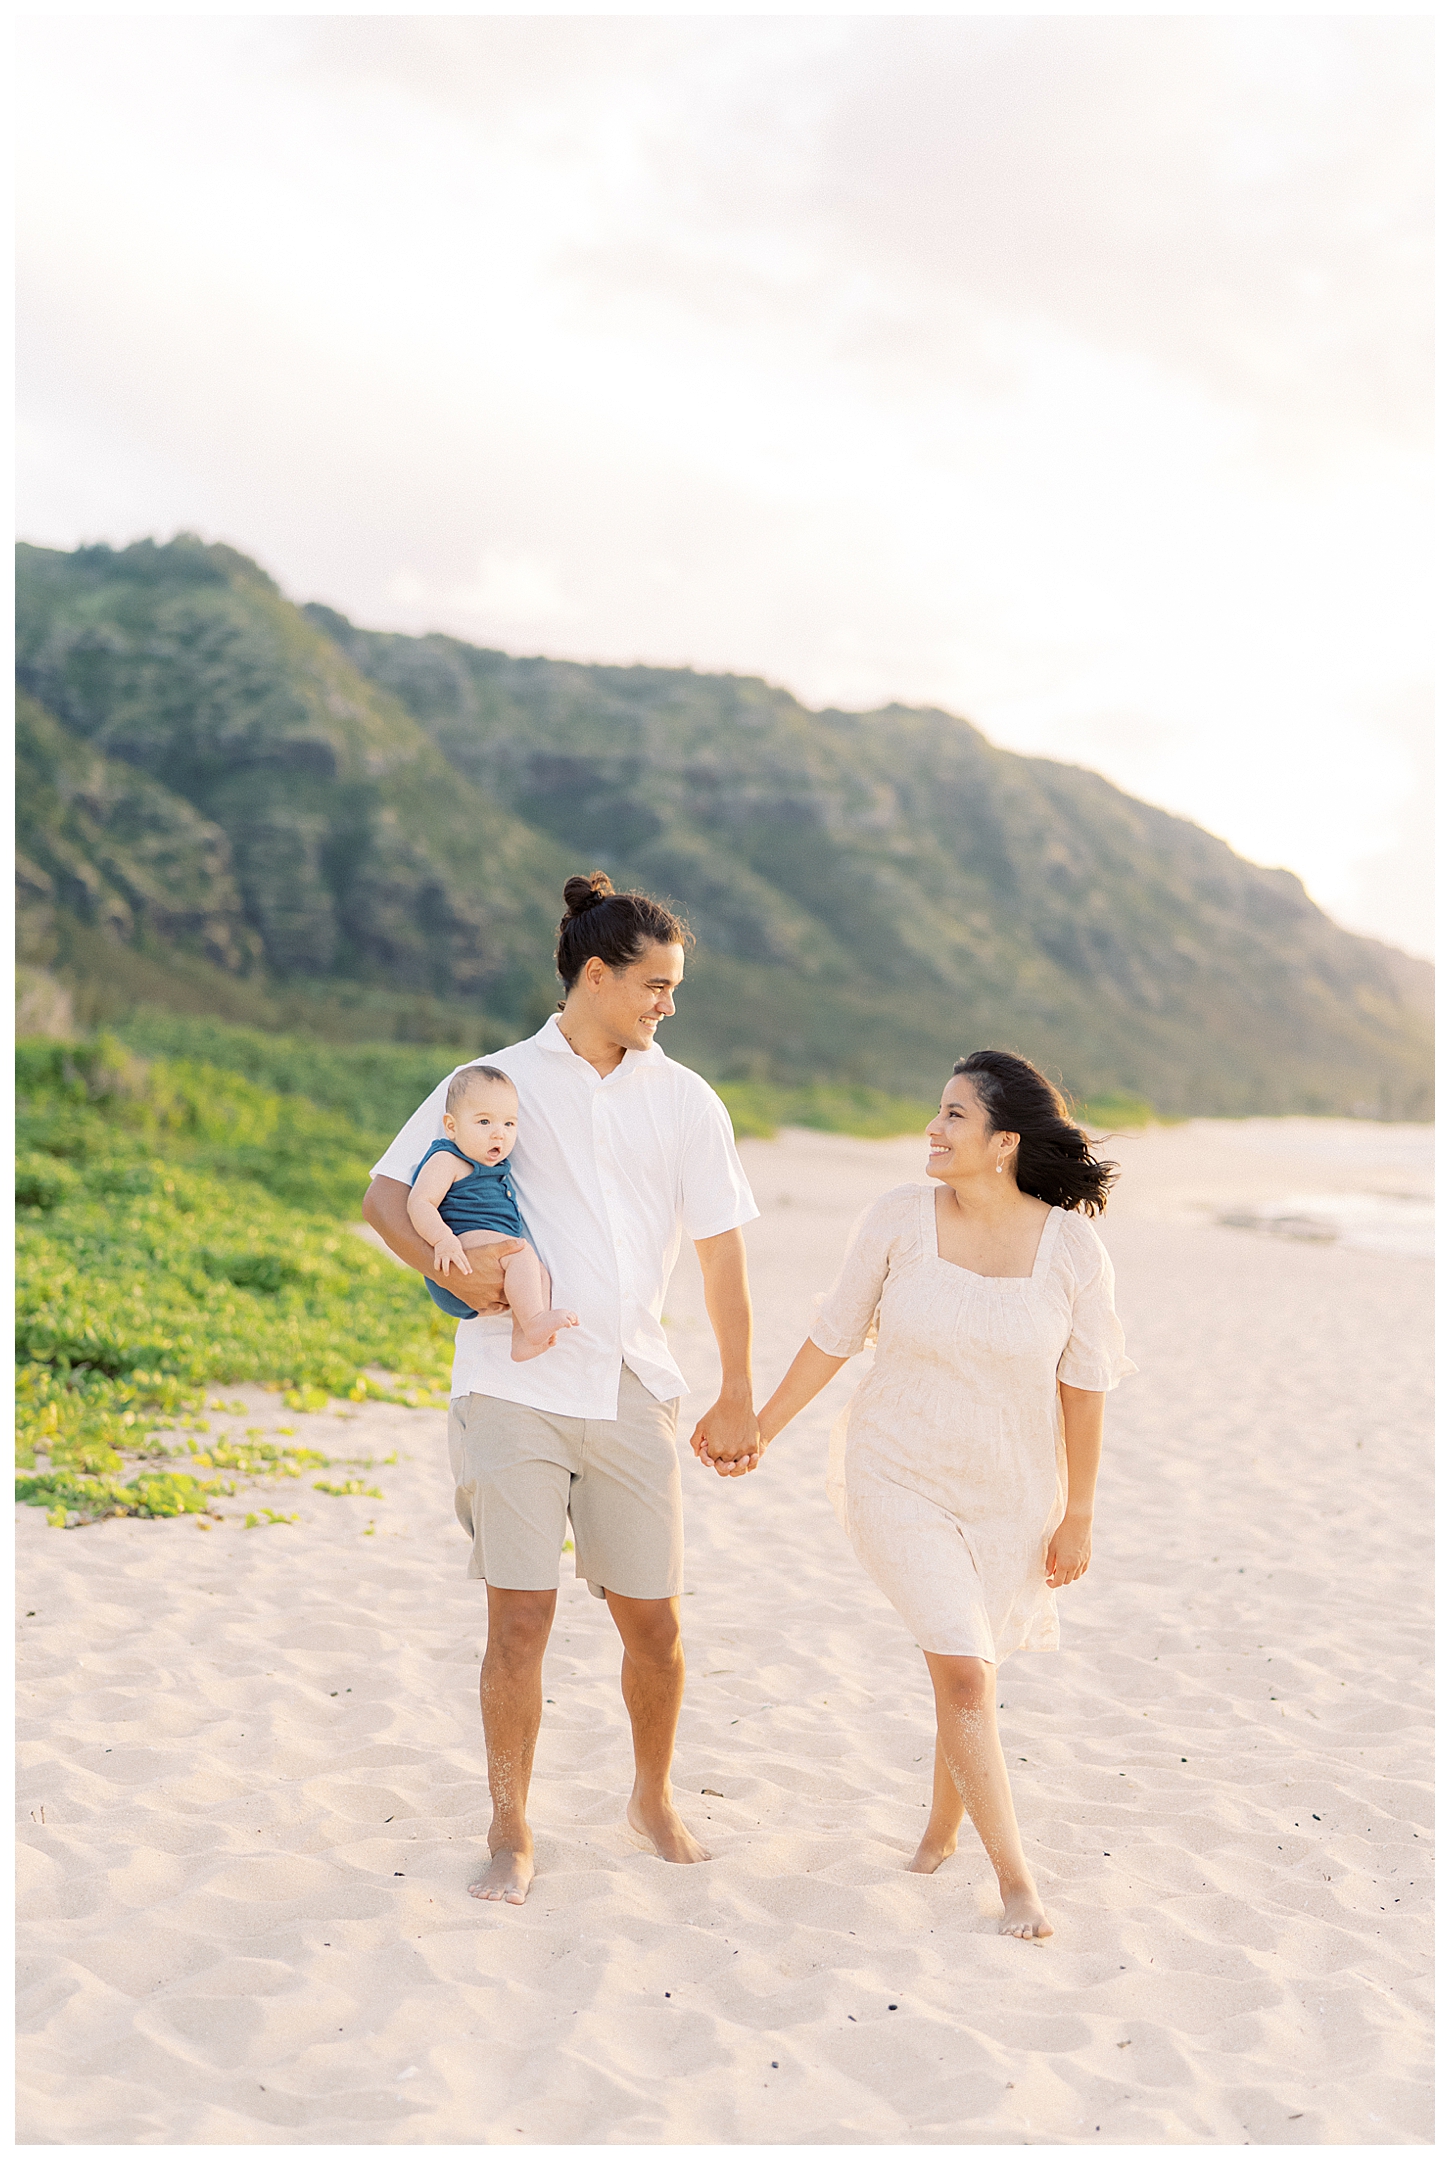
[744,1050,1133,1941]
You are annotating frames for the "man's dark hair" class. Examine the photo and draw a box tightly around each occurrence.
[555,872,692,991]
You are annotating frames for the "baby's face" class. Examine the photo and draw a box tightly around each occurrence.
[443,1082,519,1167]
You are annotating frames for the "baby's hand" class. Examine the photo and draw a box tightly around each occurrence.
[433,1233,473,1278]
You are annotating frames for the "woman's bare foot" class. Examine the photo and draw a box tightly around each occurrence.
[908,1828,959,1874]
[625,1793,712,1864]
[468,1843,534,1904]
[999,1881,1052,1940]
[510,1309,580,1363]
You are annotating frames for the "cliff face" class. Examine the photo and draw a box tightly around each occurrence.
[16,539,570,1012]
[16,537,1432,1116]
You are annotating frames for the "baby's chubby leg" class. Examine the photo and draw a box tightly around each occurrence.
[498,1245,579,1362]
[449,1233,577,1358]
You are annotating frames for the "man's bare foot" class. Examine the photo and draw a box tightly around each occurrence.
[999,1882,1052,1940]
[468,1844,534,1904]
[510,1309,580,1363]
[908,1828,959,1874]
[625,1794,712,1864]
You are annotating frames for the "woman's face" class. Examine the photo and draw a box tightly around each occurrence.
[926,1076,1016,1183]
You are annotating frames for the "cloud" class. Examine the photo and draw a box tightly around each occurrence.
[14,14,1433,957]
[302,17,1430,456]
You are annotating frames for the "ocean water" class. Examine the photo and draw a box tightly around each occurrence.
[1176,1117,1435,1260]
[1217,1190,1433,1260]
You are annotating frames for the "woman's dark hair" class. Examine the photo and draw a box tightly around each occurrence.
[952,1049,1118,1215]
[555,872,693,991]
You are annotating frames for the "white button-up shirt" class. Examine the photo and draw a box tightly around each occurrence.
[370,1016,759,1418]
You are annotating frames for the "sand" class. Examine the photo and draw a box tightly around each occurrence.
[16,1118,1433,2144]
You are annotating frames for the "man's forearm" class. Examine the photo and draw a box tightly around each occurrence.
[695,1227,753,1392]
[363,1177,446,1273]
[362,1177,514,1311]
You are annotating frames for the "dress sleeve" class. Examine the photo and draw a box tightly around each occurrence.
[808,1189,910,1359]
[1056,1223,1137,1390]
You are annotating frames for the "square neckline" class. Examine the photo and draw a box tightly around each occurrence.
[923,1183,1062,1284]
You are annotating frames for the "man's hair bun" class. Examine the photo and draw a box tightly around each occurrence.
[563,871,615,918]
[554,872,692,990]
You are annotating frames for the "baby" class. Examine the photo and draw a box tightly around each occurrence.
[407,1065,578,1363]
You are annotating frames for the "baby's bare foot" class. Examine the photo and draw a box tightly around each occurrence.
[510,1309,580,1363]
[907,1829,959,1875]
[468,1844,534,1905]
[999,1882,1052,1940]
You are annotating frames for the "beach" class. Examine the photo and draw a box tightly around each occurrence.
[16,1117,1433,2145]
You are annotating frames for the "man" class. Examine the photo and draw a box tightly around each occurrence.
[362,874,760,1906]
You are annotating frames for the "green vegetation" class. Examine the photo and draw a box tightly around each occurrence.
[716,1079,937,1140]
[15,1018,1169,1528]
[1077,1092,1158,1131]
[15,1033,457,1526]
[16,536,1432,1118]
[17,1464,222,1530]
[110,1013,483,1131]
[8,534,1434,1531]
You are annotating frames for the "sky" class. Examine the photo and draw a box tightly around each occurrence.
[16,13,1434,958]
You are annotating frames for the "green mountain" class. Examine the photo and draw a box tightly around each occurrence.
[16,536,1432,1117]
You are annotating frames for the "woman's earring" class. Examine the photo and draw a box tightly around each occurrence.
[995,1159,1004,1174]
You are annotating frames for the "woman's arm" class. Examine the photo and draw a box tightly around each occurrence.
[760,1339,848,1443]
[1045,1383,1105,1587]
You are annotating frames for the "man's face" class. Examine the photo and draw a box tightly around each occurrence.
[590,942,685,1053]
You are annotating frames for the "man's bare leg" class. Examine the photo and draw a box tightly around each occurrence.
[923,1651,1052,1939]
[470,1585,556,1904]
[908,1734,966,1873]
[604,1591,710,1864]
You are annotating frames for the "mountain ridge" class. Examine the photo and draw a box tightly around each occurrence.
[15,535,1432,1117]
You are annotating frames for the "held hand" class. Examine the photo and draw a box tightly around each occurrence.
[688,1394,761,1479]
[694,1432,769,1480]
[436,1237,524,1315]
[1045,1512,1092,1588]
[433,1233,473,1278]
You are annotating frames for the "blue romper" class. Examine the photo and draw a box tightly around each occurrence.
[411,1138,531,1321]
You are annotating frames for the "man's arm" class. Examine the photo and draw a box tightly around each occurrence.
[362,1176,521,1314]
[687,1226,759,1475]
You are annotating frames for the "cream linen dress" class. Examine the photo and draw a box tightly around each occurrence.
[809,1183,1135,1663]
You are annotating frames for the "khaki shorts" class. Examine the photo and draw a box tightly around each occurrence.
[447,1366,683,1601]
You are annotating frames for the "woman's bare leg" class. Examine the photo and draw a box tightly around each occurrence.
[922,1651,1052,1939]
[908,1735,966,1873]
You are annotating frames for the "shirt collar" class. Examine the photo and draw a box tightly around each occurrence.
[535,1012,664,1074]
[536,1014,574,1055]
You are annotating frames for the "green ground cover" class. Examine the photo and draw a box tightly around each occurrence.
[15,1035,456,1525]
[15,1023,1154,1525]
